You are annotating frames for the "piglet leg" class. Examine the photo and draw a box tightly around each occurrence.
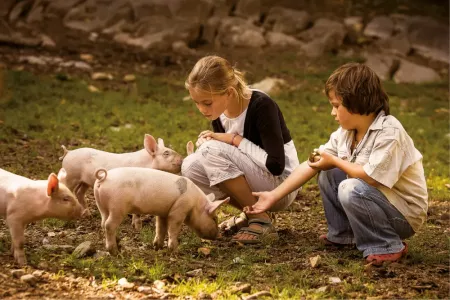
[153,216,167,250]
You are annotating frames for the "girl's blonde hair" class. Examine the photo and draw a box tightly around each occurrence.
[185,55,251,104]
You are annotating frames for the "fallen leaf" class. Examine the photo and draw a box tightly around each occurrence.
[198,247,211,256]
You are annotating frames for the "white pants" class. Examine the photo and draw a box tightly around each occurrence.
[181,140,298,212]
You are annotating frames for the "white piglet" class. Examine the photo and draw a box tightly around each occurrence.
[60,134,184,218]
[93,167,229,255]
[0,168,83,266]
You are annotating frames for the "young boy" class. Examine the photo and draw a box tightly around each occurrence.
[244,62,428,265]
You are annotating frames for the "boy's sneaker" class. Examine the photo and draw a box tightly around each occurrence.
[319,234,355,248]
[366,242,408,266]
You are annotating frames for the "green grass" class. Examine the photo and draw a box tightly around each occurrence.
[0,52,448,298]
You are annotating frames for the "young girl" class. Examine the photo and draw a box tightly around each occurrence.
[181,55,300,244]
[245,62,428,264]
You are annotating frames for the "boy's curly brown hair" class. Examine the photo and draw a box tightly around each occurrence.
[325,62,390,115]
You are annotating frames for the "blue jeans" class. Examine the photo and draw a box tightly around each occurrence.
[318,168,414,257]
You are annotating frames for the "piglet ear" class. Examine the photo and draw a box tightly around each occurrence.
[47,173,59,197]
[144,134,158,155]
[186,141,194,155]
[157,138,165,148]
[57,168,67,182]
[206,196,230,215]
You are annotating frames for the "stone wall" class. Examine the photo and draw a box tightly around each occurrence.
[0,0,448,83]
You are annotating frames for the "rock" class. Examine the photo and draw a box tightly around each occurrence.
[329,277,341,284]
[0,0,16,18]
[118,277,135,289]
[250,77,287,95]
[46,0,84,17]
[344,16,364,44]
[93,250,110,259]
[102,19,128,35]
[316,286,328,293]
[393,59,441,84]
[73,241,95,258]
[170,0,215,24]
[298,18,346,54]
[243,291,272,300]
[186,268,203,277]
[48,232,56,237]
[153,280,166,290]
[231,283,251,294]
[59,61,92,71]
[364,15,394,40]
[31,271,44,279]
[234,0,261,23]
[63,0,132,33]
[80,54,94,62]
[309,255,321,268]
[137,286,153,294]
[123,74,136,82]
[129,0,171,21]
[197,291,212,299]
[264,7,310,35]
[364,53,399,81]
[203,16,221,44]
[216,17,266,48]
[377,33,411,56]
[92,72,113,80]
[9,0,33,23]
[19,56,46,66]
[41,35,56,48]
[265,32,303,48]
[43,244,75,253]
[172,40,196,55]
[42,238,49,245]
[407,16,449,64]
[232,257,245,264]
[11,269,26,279]
[26,2,44,23]
[20,274,37,286]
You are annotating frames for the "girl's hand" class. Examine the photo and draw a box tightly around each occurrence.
[199,130,236,145]
[307,150,337,170]
[243,191,278,214]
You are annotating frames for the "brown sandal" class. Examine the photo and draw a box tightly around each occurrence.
[231,218,279,245]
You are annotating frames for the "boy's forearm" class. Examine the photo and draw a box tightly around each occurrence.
[272,161,318,199]
[332,157,380,187]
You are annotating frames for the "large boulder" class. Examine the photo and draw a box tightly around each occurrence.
[234,0,261,23]
[298,18,346,57]
[363,15,394,40]
[63,0,132,32]
[265,31,303,48]
[0,0,16,18]
[407,16,449,64]
[364,53,399,81]
[264,7,310,35]
[169,0,215,23]
[216,17,266,48]
[393,59,441,84]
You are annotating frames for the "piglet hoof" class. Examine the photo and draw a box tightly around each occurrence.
[107,247,119,256]
[153,240,164,250]
[15,255,27,267]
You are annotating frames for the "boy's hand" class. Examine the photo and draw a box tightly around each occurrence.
[244,191,277,214]
[307,150,336,170]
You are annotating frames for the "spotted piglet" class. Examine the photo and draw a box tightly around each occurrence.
[93,167,229,255]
